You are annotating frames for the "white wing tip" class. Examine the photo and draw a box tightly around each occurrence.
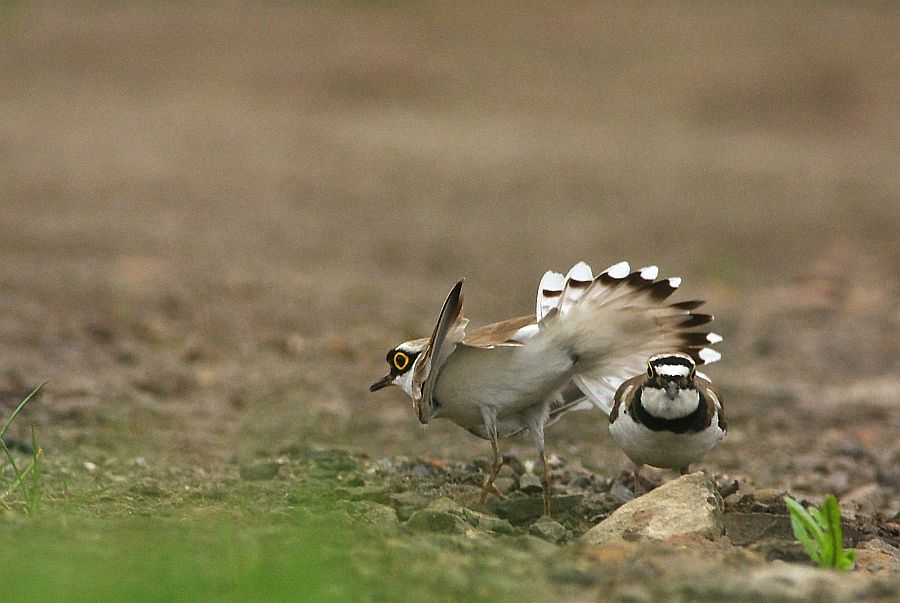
[606,261,630,279]
[540,270,565,290]
[698,347,721,364]
[639,265,659,280]
[567,261,593,281]
[707,332,723,344]
[668,277,682,288]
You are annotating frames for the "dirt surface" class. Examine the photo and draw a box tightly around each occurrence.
[1,2,898,598]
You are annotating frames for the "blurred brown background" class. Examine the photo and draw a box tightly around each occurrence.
[0,3,897,498]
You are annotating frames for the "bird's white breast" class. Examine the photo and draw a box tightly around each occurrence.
[639,387,699,419]
[609,407,724,470]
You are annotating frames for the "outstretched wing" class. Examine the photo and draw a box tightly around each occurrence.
[411,280,468,421]
[536,260,723,416]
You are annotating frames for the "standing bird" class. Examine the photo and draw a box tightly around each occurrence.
[609,352,726,483]
[369,261,721,515]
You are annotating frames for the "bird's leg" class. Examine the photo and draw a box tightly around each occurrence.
[479,407,504,503]
[525,403,552,515]
[540,450,551,516]
[631,464,643,493]
[479,435,504,501]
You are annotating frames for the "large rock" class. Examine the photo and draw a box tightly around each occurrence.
[582,472,724,545]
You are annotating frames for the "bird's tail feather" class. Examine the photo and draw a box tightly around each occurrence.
[536,261,722,415]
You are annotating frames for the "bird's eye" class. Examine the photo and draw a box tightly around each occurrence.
[393,351,410,371]
[689,364,696,379]
[647,365,654,378]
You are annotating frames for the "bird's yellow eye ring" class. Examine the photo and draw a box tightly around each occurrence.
[647,365,654,379]
[393,351,410,371]
[689,365,697,379]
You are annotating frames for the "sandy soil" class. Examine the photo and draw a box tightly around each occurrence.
[1,0,897,526]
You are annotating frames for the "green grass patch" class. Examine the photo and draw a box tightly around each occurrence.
[1,515,556,602]
[2,517,358,602]
[1,382,46,514]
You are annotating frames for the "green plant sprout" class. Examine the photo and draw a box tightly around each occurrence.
[0,381,46,513]
[784,493,856,570]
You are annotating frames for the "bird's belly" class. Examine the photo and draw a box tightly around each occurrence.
[430,396,483,429]
[609,411,724,469]
[431,345,573,430]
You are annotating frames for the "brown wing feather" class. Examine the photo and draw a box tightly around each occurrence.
[609,374,644,424]
[696,377,726,431]
[463,315,534,348]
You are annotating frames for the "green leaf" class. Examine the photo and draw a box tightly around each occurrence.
[785,494,856,571]
[810,505,834,566]
[788,512,821,564]
[822,495,844,568]
[785,496,823,564]
[0,381,46,439]
[842,549,857,571]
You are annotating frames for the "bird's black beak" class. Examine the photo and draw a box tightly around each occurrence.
[369,375,393,392]
[665,381,679,401]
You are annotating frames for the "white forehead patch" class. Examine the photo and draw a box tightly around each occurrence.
[655,363,691,377]
[397,341,427,354]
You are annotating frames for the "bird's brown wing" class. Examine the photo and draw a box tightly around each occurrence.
[609,373,645,424]
[696,377,726,431]
[462,315,535,348]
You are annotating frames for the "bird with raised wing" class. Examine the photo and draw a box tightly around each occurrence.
[369,261,722,515]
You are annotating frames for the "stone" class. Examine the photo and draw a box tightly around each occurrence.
[842,483,883,516]
[389,491,430,509]
[723,512,794,546]
[405,509,472,535]
[609,482,636,504]
[462,508,515,535]
[491,494,583,525]
[361,503,400,526]
[529,516,567,543]
[855,539,900,574]
[346,486,392,504]
[339,501,398,527]
[493,477,517,494]
[426,497,464,514]
[519,474,544,493]
[752,487,786,508]
[582,472,724,545]
[497,464,518,479]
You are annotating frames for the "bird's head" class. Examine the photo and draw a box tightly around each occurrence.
[369,339,428,398]
[646,352,697,401]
